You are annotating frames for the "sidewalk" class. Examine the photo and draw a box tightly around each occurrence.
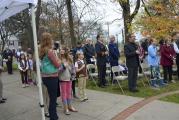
[126,100,179,120]
[1,71,179,120]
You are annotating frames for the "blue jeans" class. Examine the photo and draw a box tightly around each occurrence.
[150,66,165,87]
[150,66,160,79]
[43,77,59,120]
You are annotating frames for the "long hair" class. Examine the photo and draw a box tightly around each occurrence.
[19,53,27,69]
[39,32,53,59]
[19,53,27,62]
[60,46,73,64]
[149,38,154,45]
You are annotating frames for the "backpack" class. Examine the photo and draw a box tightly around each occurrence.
[40,54,58,74]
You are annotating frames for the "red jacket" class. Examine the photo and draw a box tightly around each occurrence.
[160,44,175,66]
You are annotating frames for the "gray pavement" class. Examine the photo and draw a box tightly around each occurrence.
[1,71,179,120]
[126,101,179,120]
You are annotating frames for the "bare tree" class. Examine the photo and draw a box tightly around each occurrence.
[36,0,42,32]
[72,0,103,41]
[0,21,11,51]
[52,0,66,44]
[39,0,104,46]
[118,0,141,42]
[66,0,77,47]
[0,9,32,51]
[40,1,66,44]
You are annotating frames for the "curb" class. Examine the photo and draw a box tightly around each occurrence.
[112,90,179,120]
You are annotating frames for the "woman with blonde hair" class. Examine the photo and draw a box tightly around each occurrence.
[39,32,61,120]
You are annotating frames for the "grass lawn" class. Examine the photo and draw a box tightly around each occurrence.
[86,77,179,103]
[3,63,18,71]
[160,94,179,104]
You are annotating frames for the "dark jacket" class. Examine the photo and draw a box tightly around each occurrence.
[72,46,83,61]
[141,40,149,57]
[73,47,83,55]
[160,44,175,66]
[83,44,95,64]
[95,41,107,65]
[108,42,120,66]
[124,42,139,68]
[2,49,13,62]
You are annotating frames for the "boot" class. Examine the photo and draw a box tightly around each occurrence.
[68,105,78,112]
[63,104,70,115]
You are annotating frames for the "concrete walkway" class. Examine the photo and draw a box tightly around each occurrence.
[126,101,179,120]
[0,71,179,120]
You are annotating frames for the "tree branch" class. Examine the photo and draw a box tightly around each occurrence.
[141,0,151,16]
[130,0,141,20]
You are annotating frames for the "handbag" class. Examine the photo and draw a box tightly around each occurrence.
[40,54,58,74]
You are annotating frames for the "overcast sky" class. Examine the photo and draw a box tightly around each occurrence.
[43,0,142,41]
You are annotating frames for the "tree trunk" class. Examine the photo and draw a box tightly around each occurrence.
[66,0,76,47]
[58,15,64,44]
[120,0,140,43]
[123,4,131,43]
[27,25,34,49]
[1,38,6,51]
[36,0,42,33]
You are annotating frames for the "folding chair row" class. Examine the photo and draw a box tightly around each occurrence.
[86,64,98,87]
[111,66,128,94]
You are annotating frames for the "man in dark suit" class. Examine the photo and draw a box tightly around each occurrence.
[124,34,140,92]
[95,34,108,87]
[108,35,120,81]
[3,47,13,74]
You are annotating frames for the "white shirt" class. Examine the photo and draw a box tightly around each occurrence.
[16,51,21,57]
[18,60,29,71]
[75,60,84,68]
[173,42,179,54]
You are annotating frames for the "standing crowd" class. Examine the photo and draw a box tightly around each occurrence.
[1,31,179,120]
[0,46,35,103]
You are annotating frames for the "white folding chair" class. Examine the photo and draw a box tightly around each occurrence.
[112,66,128,94]
[86,64,98,87]
[138,72,146,87]
[106,63,111,83]
[140,61,151,86]
[172,67,177,76]
[90,58,97,65]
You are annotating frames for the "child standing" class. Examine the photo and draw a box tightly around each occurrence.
[75,51,88,102]
[27,54,33,85]
[59,46,77,115]
[69,51,78,99]
[148,39,165,88]
[18,53,29,88]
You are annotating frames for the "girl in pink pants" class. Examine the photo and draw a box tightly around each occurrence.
[59,46,77,115]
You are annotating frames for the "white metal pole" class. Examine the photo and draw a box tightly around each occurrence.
[31,5,45,120]
[107,22,110,40]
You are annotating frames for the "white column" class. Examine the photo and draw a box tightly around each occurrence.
[31,5,45,120]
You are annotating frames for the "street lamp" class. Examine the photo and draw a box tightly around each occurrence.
[116,34,118,47]
[105,18,122,40]
[122,29,125,44]
[106,22,110,40]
